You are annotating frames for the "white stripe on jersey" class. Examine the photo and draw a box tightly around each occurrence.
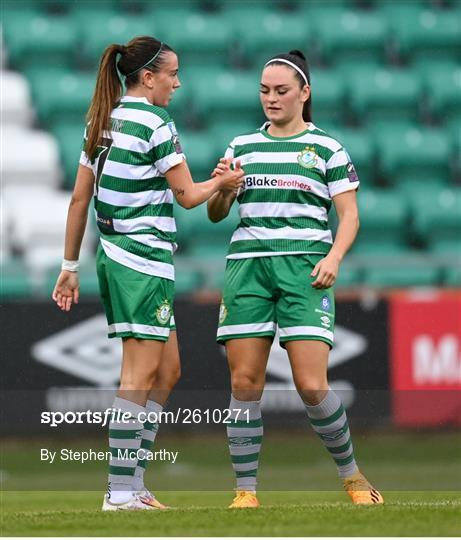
[113,216,176,234]
[239,202,328,221]
[154,153,185,175]
[97,186,174,207]
[230,226,333,244]
[100,238,175,280]
[241,173,330,200]
[239,151,327,174]
[328,180,359,198]
[103,159,158,180]
[326,150,349,168]
[109,131,151,155]
[231,131,342,154]
[111,106,165,132]
[126,234,174,252]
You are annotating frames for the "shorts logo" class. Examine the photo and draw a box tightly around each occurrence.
[297,146,318,169]
[219,303,228,324]
[321,295,330,310]
[156,300,171,325]
[320,315,331,328]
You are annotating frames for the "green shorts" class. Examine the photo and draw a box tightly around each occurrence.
[216,254,335,348]
[96,244,175,340]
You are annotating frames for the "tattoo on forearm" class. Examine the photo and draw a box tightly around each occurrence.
[174,188,185,197]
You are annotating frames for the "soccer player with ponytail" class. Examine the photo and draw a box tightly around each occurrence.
[209,50,383,508]
[52,36,244,511]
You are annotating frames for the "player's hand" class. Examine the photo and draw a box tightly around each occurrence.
[211,157,231,178]
[215,159,244,193]
[310,254,339,289]
[52,271,80,312]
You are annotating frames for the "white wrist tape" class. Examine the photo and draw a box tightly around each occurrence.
[62,259,79,272]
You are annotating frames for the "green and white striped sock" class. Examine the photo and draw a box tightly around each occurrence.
[132,400,162,492]
[305,389,358,479]
[227,395,263,492]
[108,396,145,504]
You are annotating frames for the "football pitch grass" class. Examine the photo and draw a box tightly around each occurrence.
[1,431,460,536]
[2,490,460,536]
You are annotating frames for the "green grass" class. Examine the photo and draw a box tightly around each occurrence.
[1,431,460,536]
[1,491,460,536]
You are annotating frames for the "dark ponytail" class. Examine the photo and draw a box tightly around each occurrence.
[85,36,174,159]
[266,49,312,122]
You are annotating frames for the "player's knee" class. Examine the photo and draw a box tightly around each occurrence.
[231,371,264,391]
[295,378,328,405]
[159,364,181,390]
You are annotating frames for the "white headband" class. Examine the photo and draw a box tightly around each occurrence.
[264,58,309,86]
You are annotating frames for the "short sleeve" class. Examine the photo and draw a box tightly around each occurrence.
[326,147,360,198]
[150,116,185,175]
[79,126,93,170]
[224,141,235,161]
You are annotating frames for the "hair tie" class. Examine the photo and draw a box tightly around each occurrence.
[125,43,163,78]
[265,58,309,85]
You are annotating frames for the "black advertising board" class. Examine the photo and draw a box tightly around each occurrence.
[1,297,389,434]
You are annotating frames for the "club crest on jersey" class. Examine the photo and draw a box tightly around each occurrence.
[219,303,228,324]
[156,300,171,325]
[297,146,318,169]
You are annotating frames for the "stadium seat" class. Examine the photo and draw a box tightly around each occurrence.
[167,83,192,126]
[309,69,346,126]
[412,187,461,249]
[178,130,220,182]
[50,123,85,189]
[175,202,239,255]
[305,7,387,68]
[154,11,234,67]
[443,266,461,287]
[0,258,34,298]
[324,127,375,185]
[232,11,311,68]
[2,10,78,70]
[75,9,157,69]
[375,125,451,186]
[385,5,461,64]
[354,189,409,252]
[364,265,441,288]
[347,66,423,124]
[423,62,461,122]
[0,71,33,128]
[44,261,100,298]
[335,265,363,289]
[209,120,260,156]
[26,68,94,128]
[3,186,95,269]
[2,128,61,189]
[173,266,204,295]
[188,68,262,127]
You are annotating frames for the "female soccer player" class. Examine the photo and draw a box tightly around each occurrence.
[208,50,383,508]
[52,36,244,511]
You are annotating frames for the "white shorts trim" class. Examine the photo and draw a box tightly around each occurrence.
[279,326,334,343]
[217,322,276,337]
[108,322,170,337]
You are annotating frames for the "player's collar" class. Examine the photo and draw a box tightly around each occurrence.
[121,95,152,105]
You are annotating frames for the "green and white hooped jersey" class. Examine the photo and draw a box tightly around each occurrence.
[224,122,360,259]
[80,96,185,281]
